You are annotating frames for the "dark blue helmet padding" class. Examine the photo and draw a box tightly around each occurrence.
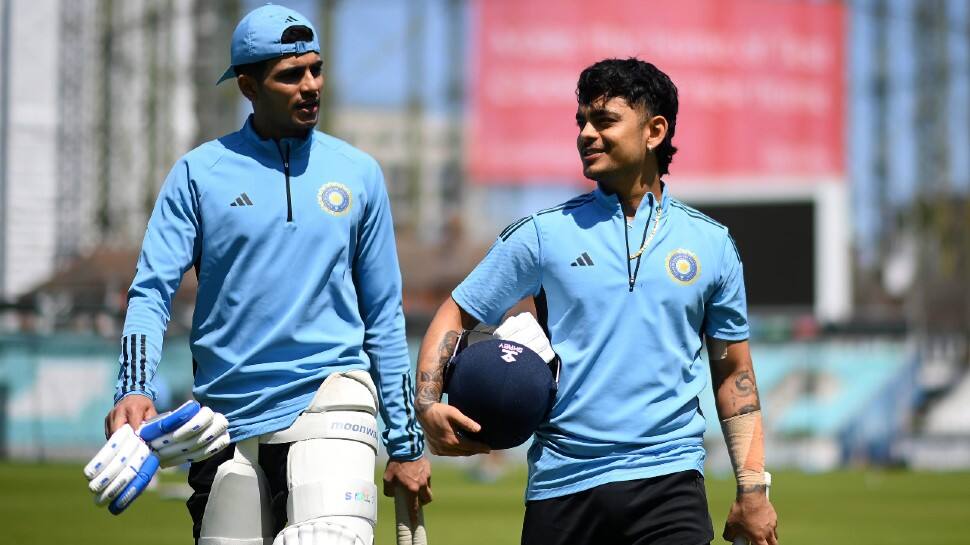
[444,338,557,450]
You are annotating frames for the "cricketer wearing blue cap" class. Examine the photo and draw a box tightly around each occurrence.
[417,59,778,545]
[102,4,430,542]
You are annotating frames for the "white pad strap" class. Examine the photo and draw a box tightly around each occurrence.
[262,411,379,447]
[288,477,378,523]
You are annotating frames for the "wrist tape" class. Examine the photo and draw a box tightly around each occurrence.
[720,410,766,487]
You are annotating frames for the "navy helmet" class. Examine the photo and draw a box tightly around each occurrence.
[444,338,557,449]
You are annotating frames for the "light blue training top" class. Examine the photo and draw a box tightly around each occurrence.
[453,183,749,500]
[115,116,423,460]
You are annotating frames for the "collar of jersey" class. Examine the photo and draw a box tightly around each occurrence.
[240,115,314,158]
[591,180,671,217]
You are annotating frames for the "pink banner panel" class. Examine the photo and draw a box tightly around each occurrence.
[468,0,845,185]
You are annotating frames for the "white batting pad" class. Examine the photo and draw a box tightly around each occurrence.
[277,371,380,545]
[306,370,378,413]
[198,439,274,545]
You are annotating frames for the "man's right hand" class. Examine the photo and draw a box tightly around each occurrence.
[724,490,778,545]
[105,394,157,438]
[418,402,491,457]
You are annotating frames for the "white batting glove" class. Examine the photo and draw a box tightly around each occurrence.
[140,401,231,467]
[493,312,556,363]
[83,424,158,513]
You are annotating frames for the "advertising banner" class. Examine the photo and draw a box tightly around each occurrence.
[468,0,845,184]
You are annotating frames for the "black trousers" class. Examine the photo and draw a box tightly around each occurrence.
[186,442,292,542]
[521,470,715,545]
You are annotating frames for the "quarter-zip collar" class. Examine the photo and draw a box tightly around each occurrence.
[239,115,313,224]
[592,180,670,218]
[592,181,670,292]
[239,115,314,161]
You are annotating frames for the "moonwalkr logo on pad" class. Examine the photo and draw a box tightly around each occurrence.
[330,420,378,440]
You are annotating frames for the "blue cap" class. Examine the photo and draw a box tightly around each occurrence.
[217,4,320,84]
[444,339,557,450]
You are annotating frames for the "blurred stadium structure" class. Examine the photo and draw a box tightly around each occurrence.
[0,0,968,472]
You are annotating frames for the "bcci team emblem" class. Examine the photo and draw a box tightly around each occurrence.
[666,249,700,285]
[318,183,352,216]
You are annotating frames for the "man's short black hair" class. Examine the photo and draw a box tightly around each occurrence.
[576,58,679,176]
[233,25,315,81]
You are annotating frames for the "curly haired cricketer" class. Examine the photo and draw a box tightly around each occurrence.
[416,58,777,545]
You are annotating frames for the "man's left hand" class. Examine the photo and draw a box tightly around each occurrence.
[383,457,432,525]
[723,489,778,545]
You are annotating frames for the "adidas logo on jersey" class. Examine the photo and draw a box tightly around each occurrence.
[229,193,254,207]
[570,252,595,267]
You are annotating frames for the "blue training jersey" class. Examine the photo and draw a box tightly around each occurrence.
[114,117,423,460]
[453,183,748,500]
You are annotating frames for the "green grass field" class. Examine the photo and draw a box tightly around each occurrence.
[2,462,968,545]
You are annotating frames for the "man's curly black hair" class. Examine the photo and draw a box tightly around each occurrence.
[576,58,679,176]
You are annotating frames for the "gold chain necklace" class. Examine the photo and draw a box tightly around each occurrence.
[628,206,662,260]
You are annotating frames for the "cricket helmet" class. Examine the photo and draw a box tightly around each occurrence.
[444,338,557,449]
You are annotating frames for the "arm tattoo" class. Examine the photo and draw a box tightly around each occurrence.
[415,330,459,414]
[734,371,754,395]
[728,371,761,416]
[737,483,768,496]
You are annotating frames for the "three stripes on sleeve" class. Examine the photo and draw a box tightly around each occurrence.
[118,334,149,397]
